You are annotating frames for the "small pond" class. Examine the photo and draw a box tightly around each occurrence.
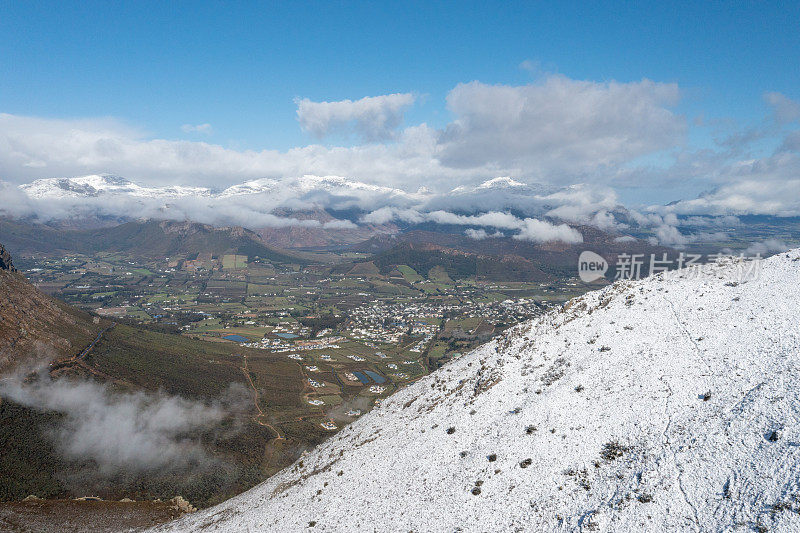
[363,370,387,384]
[352,371,370,384]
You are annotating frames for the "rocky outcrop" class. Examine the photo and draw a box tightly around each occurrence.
[0,243,15,271]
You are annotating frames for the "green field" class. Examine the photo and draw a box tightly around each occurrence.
[397,264,423,283]
[428,265,454,284]
[222,254,248,270]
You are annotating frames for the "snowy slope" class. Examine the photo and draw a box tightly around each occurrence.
[166,253,799,531]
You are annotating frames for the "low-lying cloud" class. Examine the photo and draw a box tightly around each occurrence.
[465,228,504,240]
[742,238,790,256]
[0,370,248,474]
[361,206,584,244]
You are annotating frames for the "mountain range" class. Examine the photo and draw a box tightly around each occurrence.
[6,174,617,249]
[0,218,305,264]
[18,173,419,203]
[3,174,684,281]
[4,173,798,290]
[10,174,799,258]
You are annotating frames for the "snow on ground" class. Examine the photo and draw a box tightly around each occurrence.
[153,251,800,532]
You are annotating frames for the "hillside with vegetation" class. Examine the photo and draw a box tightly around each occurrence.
[0,218,303,264]
[0,242,336,529]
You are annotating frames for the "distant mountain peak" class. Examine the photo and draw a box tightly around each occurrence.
[477,176,527,189]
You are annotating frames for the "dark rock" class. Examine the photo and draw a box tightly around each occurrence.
[0,243,15,272]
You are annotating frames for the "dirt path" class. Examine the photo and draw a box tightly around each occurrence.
[239,354,284,440]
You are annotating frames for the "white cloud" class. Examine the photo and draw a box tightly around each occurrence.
[360,206,425,225]
[438,76,684,175]
[362,206,583,244]
[425,210,522,229]
[0,77,686,193]
[625,210,737,247]
[643,130,800,217]
[465,228,504,240]
[543,185,623,229]
[322,219,358,229]
[295,93,416,141]
[658,175,800,216]
[0,75,691,192]
[181,123,213,135]
[0,76,797,223]
[743,238,790,256]
[0,371,247,474]
[513,217,583,244]
[0,113,481,191]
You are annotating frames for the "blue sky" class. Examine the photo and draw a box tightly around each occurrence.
[1,1,799,216]
[2,1,797,148]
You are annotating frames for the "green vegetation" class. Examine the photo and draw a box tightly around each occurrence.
[88,324,247,398]
[397,264,423,283]
[0,401,66,501]
[427,265,454,284]
[222,254,248,270]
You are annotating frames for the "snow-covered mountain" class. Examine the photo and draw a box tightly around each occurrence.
[13,174,604,220]
[11,174,632,232]
[17,173,421,203]
[11,174,421,239]
[12,174,778,250]
[218,175,417,199]
[154,251,800,532]
[20,174,212,199]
